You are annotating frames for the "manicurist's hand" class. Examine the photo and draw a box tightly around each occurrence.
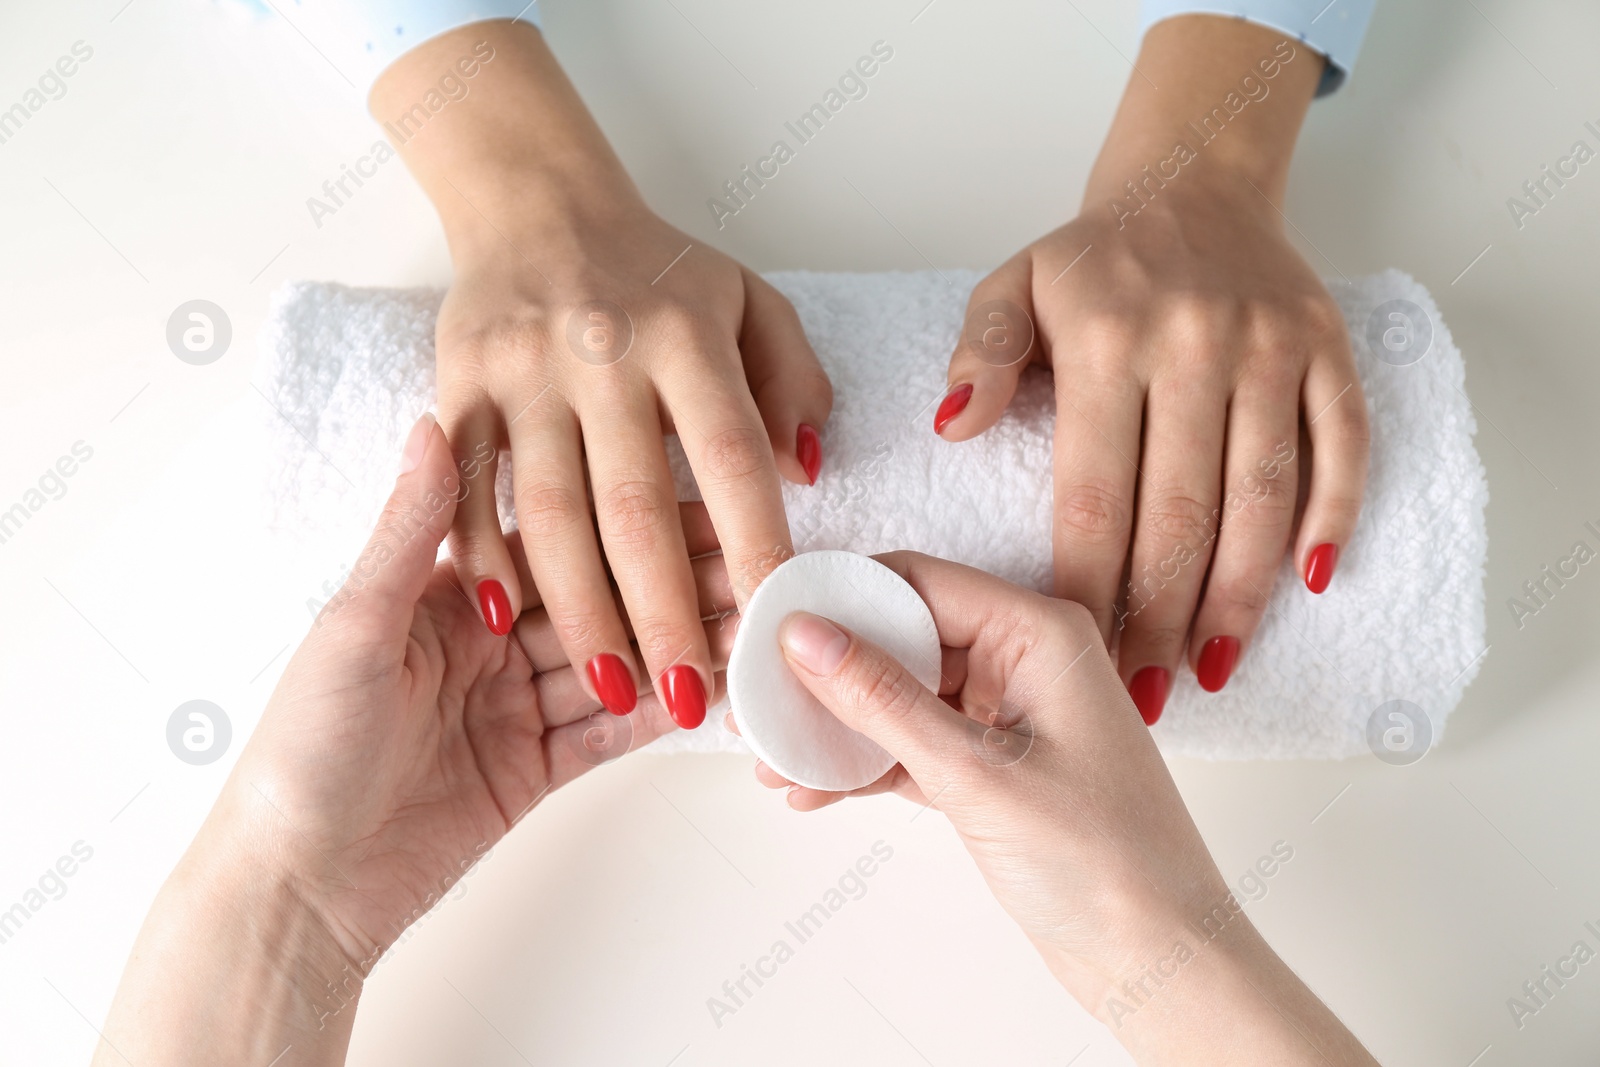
[755,552,1378,1065]
[371,20,830,729]
[94,415,738,1066]
[934,16,1369,723]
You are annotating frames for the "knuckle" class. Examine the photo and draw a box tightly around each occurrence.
[733,543,793,596]
[1226,473,1295,531]
[1047,597,1099,640]
[1300,295,1345,339]
[1124,619,1189,654]
[842,649,924,724]
[629,617,695,670]
[1074,312,1138,370]
[700,423,770,482]
[1056,479,1131,545]
[596,479,672,546]
[1141,491,1215,544]
[516,481,585,538]
[555,604,616,655]
[1165,293,1230,339]
[1203,577,1271,618]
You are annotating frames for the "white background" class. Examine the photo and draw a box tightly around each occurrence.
[2,0,1599,1063]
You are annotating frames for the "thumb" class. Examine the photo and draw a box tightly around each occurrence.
[324,413,460,637]
[778,612,973,789]
[935,255,1040,441]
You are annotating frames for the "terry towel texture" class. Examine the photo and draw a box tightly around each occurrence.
[258,269,1488,761]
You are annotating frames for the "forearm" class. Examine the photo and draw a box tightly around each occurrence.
[1035,895,1375,1066]
[369,19,642,260]
[1093,917,1376,1065]
[95,815,361,1066]
[1087,14,1322,209]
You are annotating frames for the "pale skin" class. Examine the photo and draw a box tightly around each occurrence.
[370,21,832,729]
[94,418,1377,1065]
[370,14,1367,729]
[941,16,1369,717]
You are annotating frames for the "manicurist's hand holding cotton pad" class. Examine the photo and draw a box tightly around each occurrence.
[727,551,942,792]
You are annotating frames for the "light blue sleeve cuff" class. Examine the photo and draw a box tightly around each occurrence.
[267,2,541,93]
[1138,1,1375,95]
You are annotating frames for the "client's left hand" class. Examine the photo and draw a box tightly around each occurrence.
[93,413,736,1067]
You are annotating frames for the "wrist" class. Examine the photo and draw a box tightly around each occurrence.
[371,19,646,263]
[1085,15,1322,210]
[97,808,364,1066]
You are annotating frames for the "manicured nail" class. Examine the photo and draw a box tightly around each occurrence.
[587,653,637,715]
[476,579,512,636]
[796,423,822,486]
[779,612,850,675]
[1197,636,1241,693]
[1305,542,1339,595]
[1128,666,1169,726]
[399,412,435,474]
[933,383,973,435]
[661,665,707,730]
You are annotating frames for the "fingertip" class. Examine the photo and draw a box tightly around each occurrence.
[778,612,850,675]
[796,423,822,485]
[398,411,437,475]
[933,383,973,436]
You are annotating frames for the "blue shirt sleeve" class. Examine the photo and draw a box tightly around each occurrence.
[252,1,541,92]
[1138,1,1375,95]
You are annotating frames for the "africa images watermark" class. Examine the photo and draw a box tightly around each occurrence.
[0,841,95,949]
[705,839,896,1028]
[1115,440,1297,629]
[1504,118,1600,231]
[1505,517,1600,631]
[305,39,497,229]
[0,440,94,548]
[1505,919,1600,1031]
[0,40,94,148]
[1105,39,1299,229]
[706,40,895,230]
[1103,840,1295,1028]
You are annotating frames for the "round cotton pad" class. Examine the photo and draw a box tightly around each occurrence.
[728,551,943,792]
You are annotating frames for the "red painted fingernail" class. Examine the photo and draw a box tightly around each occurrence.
[933,383,973,435]
[796,423,822,486]
[1197,636,1240,693]
[1305,542,1339,595]
[477,580,512,636]
[587,654,637,715]
[661,665,707,730]
[1128,666,1169,726]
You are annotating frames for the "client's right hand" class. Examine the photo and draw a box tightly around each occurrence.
[761,553,1377,1066]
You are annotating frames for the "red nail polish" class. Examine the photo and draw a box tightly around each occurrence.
[1305,543,1339,595]
[661,665,707,730]
[796,423,822,486]
[1196,636,1240,693]
[587,653,637,715]
[477,580,512,636]
[933,383,973,435]
[1128,666,1169,726]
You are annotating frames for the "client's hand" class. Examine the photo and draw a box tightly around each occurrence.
[935,17,1369,722]
[757,553,1377,1066]
[94,414,737,1067]
[373,21,830,727]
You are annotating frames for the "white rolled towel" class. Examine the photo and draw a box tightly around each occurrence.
[257,268,1487,761]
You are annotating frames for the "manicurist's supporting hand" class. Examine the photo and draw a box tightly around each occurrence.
[754,552,1379,1066]
[935,15,1370,722]
[93,415,738,1065]
[371,19,831,730]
